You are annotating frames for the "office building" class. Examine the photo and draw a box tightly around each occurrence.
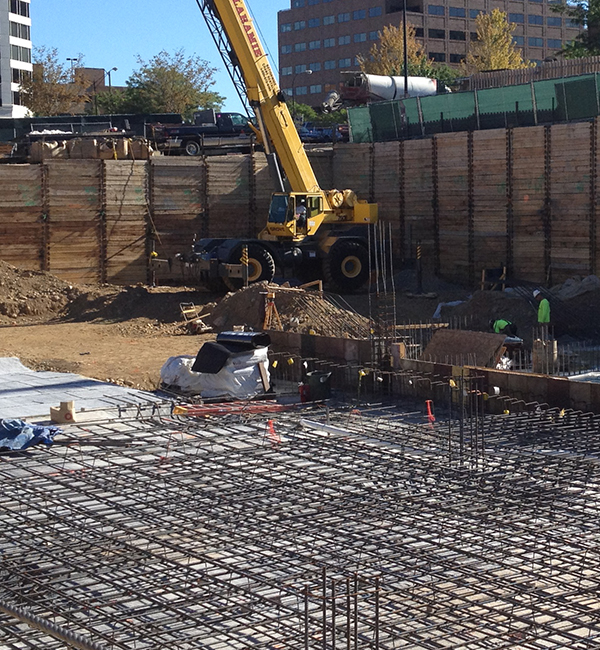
[0,0,32,117]
[277,0,582,104]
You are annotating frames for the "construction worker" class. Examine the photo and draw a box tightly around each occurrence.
[489,318,517,336]
[533,289,551,324]
[294,197,307,229]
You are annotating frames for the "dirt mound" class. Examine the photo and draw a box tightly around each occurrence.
[0,261,80,322]
[551,288,600,339]
[441,290,538,338]
[206,281,369,338]
[63,285,212,324]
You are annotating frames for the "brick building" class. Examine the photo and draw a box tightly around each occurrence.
[277,0,582,105]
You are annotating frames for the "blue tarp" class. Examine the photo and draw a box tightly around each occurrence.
[0,419,62,451]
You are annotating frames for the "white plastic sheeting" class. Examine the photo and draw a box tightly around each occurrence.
[160,348,270,399]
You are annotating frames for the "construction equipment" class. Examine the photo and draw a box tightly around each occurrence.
[179,0,378,293]
[262,291,283,331]
[322,72,447,113]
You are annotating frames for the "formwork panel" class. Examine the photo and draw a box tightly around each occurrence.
[104,161,148,285]
[512,126,547,283]
[46,160,102,283]
[473,129,508,273]
[436,132,470,282]
[403,138,435,268]
[550,122,592,281]
[150,158,206,283]
[332,143,372,198]
[0,164,44,270]
[373,141,401,253]
[207,155,253,238]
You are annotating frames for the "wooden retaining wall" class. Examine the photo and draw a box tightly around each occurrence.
[1,121,598,286]
[463,56,600,91]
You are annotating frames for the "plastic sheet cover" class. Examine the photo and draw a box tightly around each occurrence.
[160,347,270,398]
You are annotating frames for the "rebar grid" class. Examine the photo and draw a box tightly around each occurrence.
[1,403,600,649]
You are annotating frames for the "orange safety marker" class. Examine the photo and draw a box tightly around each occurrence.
[267,419,281,445]
[426,400,435,426]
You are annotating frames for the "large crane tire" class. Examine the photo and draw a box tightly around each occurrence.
[224,243,276,291]
[323,240,369,293]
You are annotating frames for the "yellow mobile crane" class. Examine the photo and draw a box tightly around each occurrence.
[187,0,378,292]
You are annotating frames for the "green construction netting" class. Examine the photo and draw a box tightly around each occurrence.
[403,99,422,136]
[370,101,403,141]
[478,83,536,128]
[348,73,600,142]
[555,75,599,121]
[347,106,372,143]
[420,92,477,133]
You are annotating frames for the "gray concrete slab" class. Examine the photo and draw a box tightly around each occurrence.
[0,357,163,420]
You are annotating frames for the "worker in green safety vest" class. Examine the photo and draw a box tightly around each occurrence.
[533,289,551,324]
[489,318,518,336]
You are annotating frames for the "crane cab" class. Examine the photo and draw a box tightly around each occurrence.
[262,192,326,240]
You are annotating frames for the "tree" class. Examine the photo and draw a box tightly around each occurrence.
[20,47,89,116]
[357,22,462,89]
[551,0,600,56]
[357,23,433,77]
[462,9,533,74]
[95,50,224,120]
[292,102,348,126]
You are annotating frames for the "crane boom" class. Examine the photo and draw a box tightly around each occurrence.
[186,0,378,294]
[197,0,320,193]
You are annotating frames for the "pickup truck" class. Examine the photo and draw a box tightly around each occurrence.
[149,109,258,156]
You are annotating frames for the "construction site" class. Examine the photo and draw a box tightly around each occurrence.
[3,1,600,649]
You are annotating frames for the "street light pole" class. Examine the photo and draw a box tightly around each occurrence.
[66,57,77,82]
[291,69,312,123]
[107,67,117,93]
[402,0,409,97]
[92,67,118,115]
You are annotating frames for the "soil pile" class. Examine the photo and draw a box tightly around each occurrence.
[441,291,538,340]
[440,286,600,342]
[63,285,213,325]
[0,261,80,322]
[206,281,370,338]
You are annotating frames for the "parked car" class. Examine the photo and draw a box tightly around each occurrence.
[297,123,349,143]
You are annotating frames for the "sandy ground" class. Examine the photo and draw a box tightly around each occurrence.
[0,321,213,391]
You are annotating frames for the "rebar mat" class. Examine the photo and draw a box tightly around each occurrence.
[1,403,600,649]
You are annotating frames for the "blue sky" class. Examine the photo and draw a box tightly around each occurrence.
[30,0,290,114]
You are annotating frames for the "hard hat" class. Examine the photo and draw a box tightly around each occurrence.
[533,289,541,298]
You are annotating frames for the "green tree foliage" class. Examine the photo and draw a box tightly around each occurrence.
[430,64,462,88]
[292,102,348,126]
[551,0,600,56]
[95,50,224,119]
[462,9,533,74]
[358,23,433,77]
[357,22,461,88]
[20,48,89,116]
